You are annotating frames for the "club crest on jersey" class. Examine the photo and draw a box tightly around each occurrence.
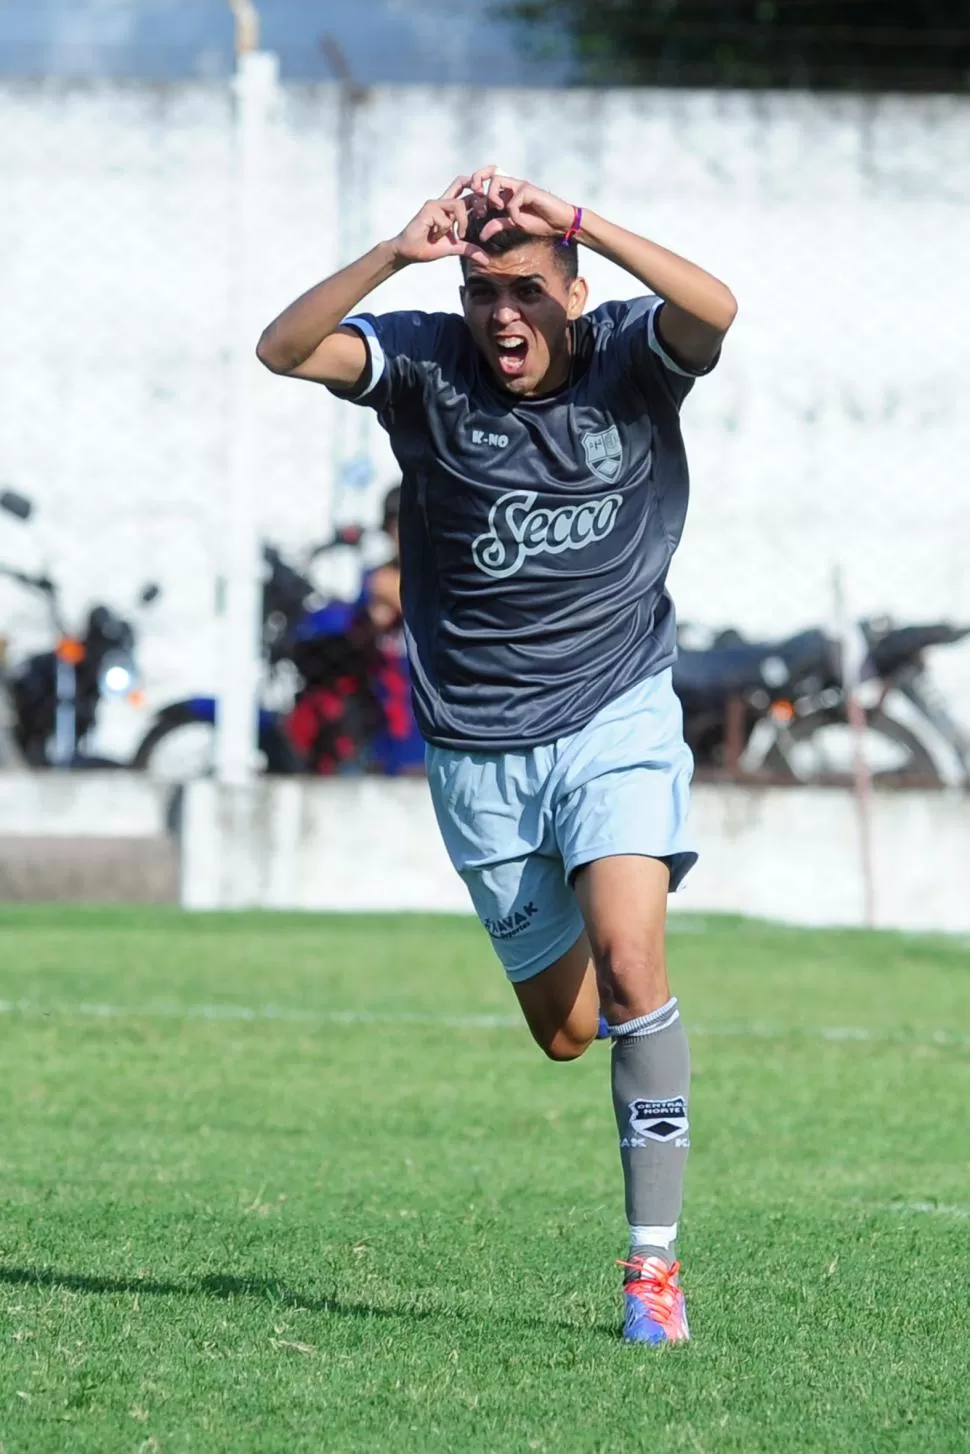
[471,489,623,580]
[582,425,623,483]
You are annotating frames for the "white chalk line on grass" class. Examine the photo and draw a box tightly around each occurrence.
[879,1201,970,1220]
[0,998,968,1048]
[0,1000,523,1031]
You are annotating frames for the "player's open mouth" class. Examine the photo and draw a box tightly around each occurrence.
[494,336,529,378]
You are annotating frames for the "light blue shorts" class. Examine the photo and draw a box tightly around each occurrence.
[426,669,697,983]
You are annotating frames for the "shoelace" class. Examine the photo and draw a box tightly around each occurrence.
[616,1255,684,1332]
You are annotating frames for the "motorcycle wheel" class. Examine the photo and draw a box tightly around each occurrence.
[132,704,300,780]
[761,705,942,785]
[132,708,219,782]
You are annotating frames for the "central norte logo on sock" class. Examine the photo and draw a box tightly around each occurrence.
[626,1097,689,1143]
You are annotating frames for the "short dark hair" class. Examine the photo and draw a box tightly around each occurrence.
[461,205,579,283]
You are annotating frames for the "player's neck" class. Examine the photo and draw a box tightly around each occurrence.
[533,357,571,396]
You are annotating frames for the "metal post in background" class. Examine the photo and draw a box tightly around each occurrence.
[320,33,375,527]
[216,4,276,787]
[833,565,876,929]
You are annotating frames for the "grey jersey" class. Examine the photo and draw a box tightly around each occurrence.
[334,296,713,751]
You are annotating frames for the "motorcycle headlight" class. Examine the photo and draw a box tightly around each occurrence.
[99,652,139,698]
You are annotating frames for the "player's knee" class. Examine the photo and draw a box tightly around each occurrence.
[594,938,668,1016]
[539,1026,595,1062]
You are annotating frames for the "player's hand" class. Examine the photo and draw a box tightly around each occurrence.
[468,166,577,242]
[389,178,490,266]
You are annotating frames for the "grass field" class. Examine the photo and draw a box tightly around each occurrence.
[1,907,968,1453]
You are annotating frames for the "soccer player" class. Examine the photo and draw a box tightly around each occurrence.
[257,167,736,1344]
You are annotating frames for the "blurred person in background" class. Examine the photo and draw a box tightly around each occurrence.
[361,482,402,630]
[257,164,736,1344]
[362,483,425,775]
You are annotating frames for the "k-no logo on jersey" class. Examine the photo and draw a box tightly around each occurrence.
[582,425,623,483]
[471,489,623,580]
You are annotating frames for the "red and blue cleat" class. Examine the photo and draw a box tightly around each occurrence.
[618,1254,690,1344]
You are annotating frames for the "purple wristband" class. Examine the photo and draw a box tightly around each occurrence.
[560,205,583,246]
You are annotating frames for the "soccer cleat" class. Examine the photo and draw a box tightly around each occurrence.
[618,1254,690,1344]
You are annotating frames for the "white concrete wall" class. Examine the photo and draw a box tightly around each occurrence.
[2,80,969,760]
[0,771,175,901]
[0,769,168,837]
[0,767,964,931]
[180,776,970,935]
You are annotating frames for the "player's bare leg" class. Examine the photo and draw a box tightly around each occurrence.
[512,931,599,1061]
[573,855,671,1018]
[512,854,671,1049]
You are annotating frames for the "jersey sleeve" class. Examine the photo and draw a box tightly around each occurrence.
[604,296,719,408]
[327,310,446,415]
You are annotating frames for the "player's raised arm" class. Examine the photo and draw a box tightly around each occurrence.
[255,180,489,386]
[474,167,737,371]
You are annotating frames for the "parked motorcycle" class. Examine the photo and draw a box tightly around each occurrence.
[675,617,970,786]
[753,618,970,786]
[0,491,158,767]
[674,626,840,773]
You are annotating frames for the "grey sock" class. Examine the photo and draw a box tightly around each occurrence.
[610,997,690,1262]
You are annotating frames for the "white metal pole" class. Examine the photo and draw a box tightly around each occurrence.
[215,38,278,786]
[833,565,876,928]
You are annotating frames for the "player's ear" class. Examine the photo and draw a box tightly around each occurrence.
[566,275,589,321]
